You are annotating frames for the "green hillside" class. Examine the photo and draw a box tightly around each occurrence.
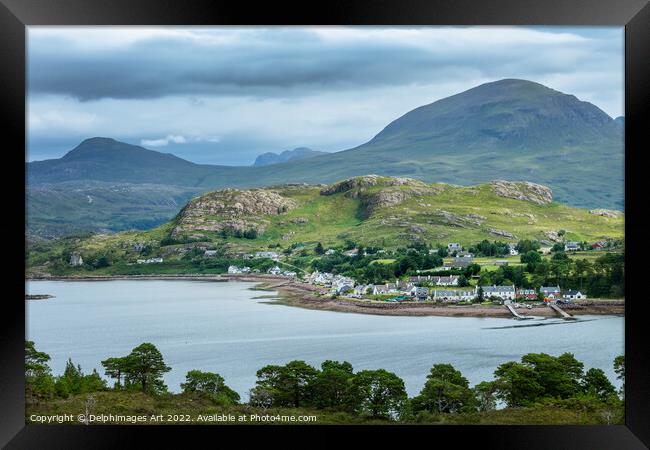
[27,176,623,273]
[27,181,201,238]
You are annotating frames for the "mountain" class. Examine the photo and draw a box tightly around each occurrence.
[26,176,624,276]
[253,147,328,166]
[27,79,624,237]
[26,137,226,186]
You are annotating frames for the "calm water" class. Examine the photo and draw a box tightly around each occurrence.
[26,280,624,398]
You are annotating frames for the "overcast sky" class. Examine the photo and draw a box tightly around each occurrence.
[27,26,624,165]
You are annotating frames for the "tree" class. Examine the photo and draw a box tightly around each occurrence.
[494,353,585,407]
[56,359,107,398]
[254,360,319,408]
[475,286,484,304]
[522,352,584,399]
[493,361,544,407]
[411,364,475,414]
[181,370,240,404]
[474,381,498,412]
[101,356,130,388]
[520,250,542,270]
[582,368,616,401]
[310,360,356,410]
[613,355,625,396]
[122,343,171,394]
[349,369,407,419]
[25,340,56,403]
[314,242,325,255]
[516,240,541,254]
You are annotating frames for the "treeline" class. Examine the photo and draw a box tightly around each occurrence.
[26,341,625,422]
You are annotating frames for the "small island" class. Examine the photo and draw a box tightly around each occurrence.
[25,294,55,300]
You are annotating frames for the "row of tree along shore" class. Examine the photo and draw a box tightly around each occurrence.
[26,341,624,424]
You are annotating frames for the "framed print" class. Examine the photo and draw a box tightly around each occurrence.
[2,0,649,447]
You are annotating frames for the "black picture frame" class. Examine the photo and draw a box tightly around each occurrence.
[2,0,649,447]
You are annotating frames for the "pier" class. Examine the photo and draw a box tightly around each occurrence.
[505,303,533,320]
[548,303,577,320]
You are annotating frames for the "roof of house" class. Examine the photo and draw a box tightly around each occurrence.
[481,285,515,293]
[540,286,561,292]
[564,290,582,295]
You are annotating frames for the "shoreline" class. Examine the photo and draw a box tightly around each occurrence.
[27,274,625,318]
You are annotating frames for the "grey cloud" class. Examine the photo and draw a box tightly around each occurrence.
[28,28,618,102]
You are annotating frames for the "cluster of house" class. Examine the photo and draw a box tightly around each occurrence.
[136,257,163,264]
[307,271,356,293]
[267,266,297,278]
[227,265,251,274]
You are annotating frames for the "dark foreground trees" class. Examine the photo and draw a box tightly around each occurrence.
[27,341,624,423]
[250,360,407,419]
[493,352,620,407]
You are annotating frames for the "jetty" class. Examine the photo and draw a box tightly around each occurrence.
[505,303,533,320]
[548,302,577,320]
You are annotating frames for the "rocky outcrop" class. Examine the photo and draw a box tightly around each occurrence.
[589,209,622,218]
[491,180,553,205]
[543,230,562,242]
[488,228,515,239]
[320,175,429,195]
[172,188,297,236]
[321,175,441,217]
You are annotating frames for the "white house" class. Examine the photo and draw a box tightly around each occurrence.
[324,249,337,255]
[563,290,586,300]
[373,283,398,295]
[410,286,430,301]
[508,244,519,256]
[354,284,372,296]
[447,243,462,253]
[540,286,561,298]
[204,250,218,257]
[228,265,242,274]
[255,251,280,260]
[432,275,459,286]
[564,242,580,252]
[433,290,475,303]
[479,285,516,300]
[267,266,282,275]
[335,282,354,294]
[69,254,84,266]
[409,275,431,283]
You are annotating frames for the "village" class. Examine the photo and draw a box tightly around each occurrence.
[225,241,593,307]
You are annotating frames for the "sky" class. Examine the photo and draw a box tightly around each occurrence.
[27,26,624,165]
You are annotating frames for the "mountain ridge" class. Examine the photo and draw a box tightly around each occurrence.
[253,147,328,166]
[26,79,624,237]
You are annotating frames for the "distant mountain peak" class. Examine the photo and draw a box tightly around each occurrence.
[253,147,327,166]
[369,78,619,148]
